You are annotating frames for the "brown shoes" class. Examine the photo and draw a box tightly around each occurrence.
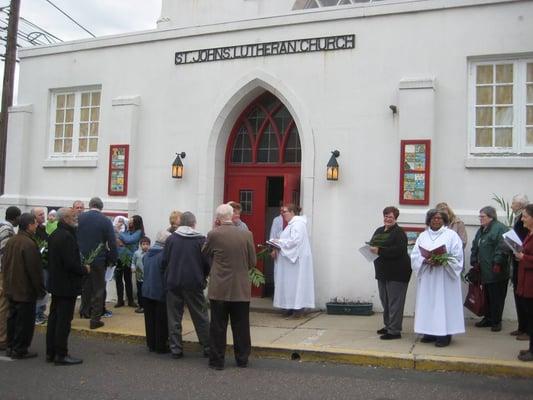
[516,333,530,341]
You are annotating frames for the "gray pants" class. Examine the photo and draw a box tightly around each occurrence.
[377,280,408,335]
[166,288,209,355]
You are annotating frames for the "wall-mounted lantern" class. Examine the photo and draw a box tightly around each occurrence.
[326,150,340,181]
[172,152,186,179]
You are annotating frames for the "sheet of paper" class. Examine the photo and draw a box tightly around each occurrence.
[358,245,379,263]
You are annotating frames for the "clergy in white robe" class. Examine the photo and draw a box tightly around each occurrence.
[411,224,465,338]
[272,215,315,311]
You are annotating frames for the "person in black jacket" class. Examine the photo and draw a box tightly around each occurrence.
[369,206,412,340]
[46,208,89,365]
[162,211,210,359]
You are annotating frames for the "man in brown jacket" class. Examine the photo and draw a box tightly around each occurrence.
[202,204,256,370]
[2,213,45,359]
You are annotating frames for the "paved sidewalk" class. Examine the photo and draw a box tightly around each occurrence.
[38,300,533,378]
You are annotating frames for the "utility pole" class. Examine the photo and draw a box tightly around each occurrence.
[0,0,21,195]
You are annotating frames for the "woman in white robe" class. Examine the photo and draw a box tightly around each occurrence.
[411,209,465,347]
[271,204,315,317]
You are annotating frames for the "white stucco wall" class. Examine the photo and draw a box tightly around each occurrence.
[3,0,533,318]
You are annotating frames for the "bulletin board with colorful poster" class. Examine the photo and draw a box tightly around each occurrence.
[399,140,431,205]
[401,226,425,255]
[108,145,129,196]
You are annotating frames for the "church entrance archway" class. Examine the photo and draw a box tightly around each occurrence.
[224,91,301,297]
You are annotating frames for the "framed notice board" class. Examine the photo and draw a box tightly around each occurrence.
[108,144,129,196]
[399,140,430,205]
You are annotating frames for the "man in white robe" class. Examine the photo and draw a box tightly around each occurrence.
[411,222,465,346]
[272,215,315,313]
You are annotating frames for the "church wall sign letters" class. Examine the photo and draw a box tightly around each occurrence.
[175,34,355,65]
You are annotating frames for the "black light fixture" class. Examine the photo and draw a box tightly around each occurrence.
[172,152,186,179]
[326,150,340,181]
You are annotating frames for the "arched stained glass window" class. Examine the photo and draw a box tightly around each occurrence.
[257,123,279,163]
[247,107,265,138]
[284,125,301,163]
[231,126,252,163]
[229,92,301,165]
[274,107,291,136]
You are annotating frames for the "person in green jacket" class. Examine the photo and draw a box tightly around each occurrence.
[469,206,510,332]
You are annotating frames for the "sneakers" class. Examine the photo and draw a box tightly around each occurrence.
[134,307,144,314]
[35,317,47,325]
[103,310,113,318]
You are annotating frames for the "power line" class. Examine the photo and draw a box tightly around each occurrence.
[43,0,95,38]
[20,16,62,42]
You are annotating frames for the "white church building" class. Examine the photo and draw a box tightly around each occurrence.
[2,0,532,317]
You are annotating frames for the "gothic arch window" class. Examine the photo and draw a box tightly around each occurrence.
[229,92,301,165]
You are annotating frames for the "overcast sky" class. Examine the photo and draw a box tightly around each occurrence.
[18,0,162,41]
[0,0,162,101]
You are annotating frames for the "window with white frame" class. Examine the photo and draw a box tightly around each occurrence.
[470,59,533,155]
[50,87,101,157]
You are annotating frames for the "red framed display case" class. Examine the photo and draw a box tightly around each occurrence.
[108,144,129,196]
[399,140,431,205]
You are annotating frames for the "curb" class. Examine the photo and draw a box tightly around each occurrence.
[36,325,533,378]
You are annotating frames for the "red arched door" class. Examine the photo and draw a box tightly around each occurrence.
[224,92,301,297]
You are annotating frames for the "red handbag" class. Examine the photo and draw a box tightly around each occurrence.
[464,282,487,316]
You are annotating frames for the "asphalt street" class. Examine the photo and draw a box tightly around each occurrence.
[0,332,532,400]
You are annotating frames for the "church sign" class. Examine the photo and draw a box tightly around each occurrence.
[175,34,355,65]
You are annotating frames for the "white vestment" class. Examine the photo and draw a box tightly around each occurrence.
[273,216,315,310]
[269,215,283,240]
[411,226,465,336]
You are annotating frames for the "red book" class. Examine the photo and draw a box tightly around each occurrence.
[418,244,447,259]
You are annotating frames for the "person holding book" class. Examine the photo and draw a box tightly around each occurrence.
[369,206,411,340]
[510,194,529,341]
[410,209,465,347]
[470,206,510,332]
[270,204,315,319]
[515,204,533,361]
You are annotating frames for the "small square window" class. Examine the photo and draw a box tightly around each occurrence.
[239,190,253,214]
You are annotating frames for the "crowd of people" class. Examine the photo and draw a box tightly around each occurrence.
[0,197,313,370]
[368,195,533,362]
[1,192,532,367]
